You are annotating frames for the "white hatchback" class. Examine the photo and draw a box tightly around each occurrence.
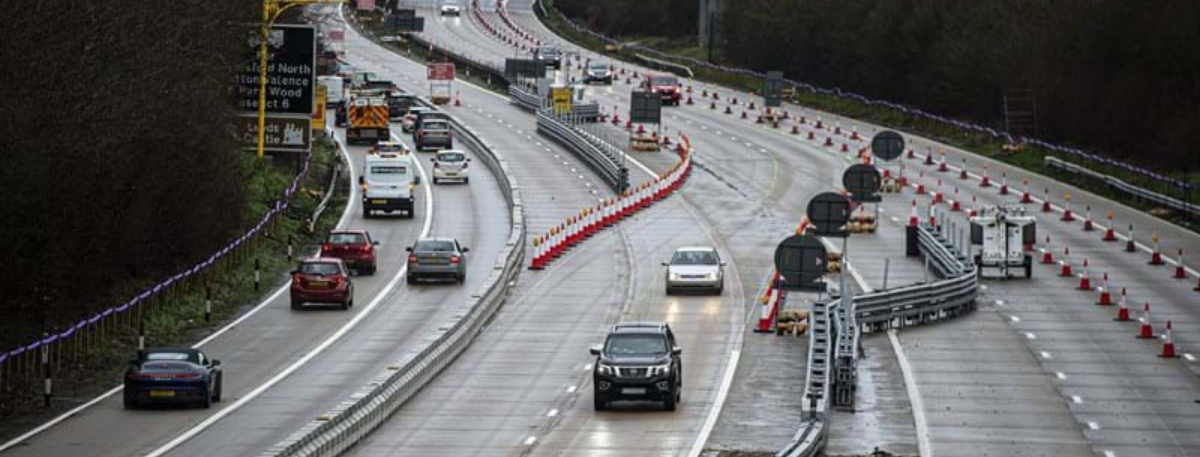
[431,150,470,184]
[663,247,725,295]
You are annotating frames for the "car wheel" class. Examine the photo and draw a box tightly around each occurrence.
[463,178,469,184]
[368,265,377,275]
[362,207,371,219]
[458,273,466,284]
[664,394,677,412]
[407,275,417,285]
[123,389,138,410]
[340,298,350,310]
[433,177,439,184]
[213,374,223,402]
[291,299,302,311]
[594,395,607,411]
[199,390,212,409]
[665,286,674,296]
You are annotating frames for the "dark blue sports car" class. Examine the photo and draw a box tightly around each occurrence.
[123,348,223,409]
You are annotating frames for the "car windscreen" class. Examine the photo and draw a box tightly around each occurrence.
[671,250,718,265]
[420,120,450,131]
[369,165,408,182]
[328,233,366,245]
[438,152,465,162]
[299,262,341,275]
[650,76,678,86]
[605,334,667,356]
[588,63,608,71]
[415,240,456,252]
[145,352,191,361]
[139,361,196,372]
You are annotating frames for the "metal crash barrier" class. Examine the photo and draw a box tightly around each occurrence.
[777,222,978,457]
[536,107,629,192]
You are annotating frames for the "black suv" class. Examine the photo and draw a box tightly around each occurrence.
[590,322,682,411]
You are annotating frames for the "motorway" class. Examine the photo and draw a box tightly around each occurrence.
[4,1,1199,457]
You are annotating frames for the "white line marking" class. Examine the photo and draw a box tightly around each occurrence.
[1040,351,1052,359]
[1025,332,1037,340]
[566,385,577,393]
[1010,315,1021,323]
[547,409,558,417]
[995,300,1006,306]
[0,131,361,453]
[524,436,537,445]
[1072,395,1083,404]
[583,363,592,371]
[1056,372,1068,380]
[1105,450,1117,457]
[1087,421,1100,430]
[141,130,435,457]
[889,330,932,457]
[1185,353,1195,362]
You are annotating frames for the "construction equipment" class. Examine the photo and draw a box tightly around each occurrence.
[970,205,1036,279]
[346,94,390,145]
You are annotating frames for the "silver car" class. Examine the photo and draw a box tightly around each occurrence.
[407,237,468,284]
[663,247,725,295]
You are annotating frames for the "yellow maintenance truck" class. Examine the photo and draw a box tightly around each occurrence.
[346,93,390,145]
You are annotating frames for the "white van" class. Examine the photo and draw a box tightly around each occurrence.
[319,76,346,108]
[360,142,419,218]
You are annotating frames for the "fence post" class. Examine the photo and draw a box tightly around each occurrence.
[882,258,890,290]
[205,286,213,323]
[287,235,294,262]
[254,258,261,292]
[42,334,51,407]
[138,319,146,359]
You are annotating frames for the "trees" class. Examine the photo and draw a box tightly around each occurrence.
[0,1,256,347]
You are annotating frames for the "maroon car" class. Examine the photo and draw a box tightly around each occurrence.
[290,258,354,310]
[322,230,378,275]
[643,74,682,106]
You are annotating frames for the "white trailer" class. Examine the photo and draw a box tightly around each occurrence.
[969,206,1036,279]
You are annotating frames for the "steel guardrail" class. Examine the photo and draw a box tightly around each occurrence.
[633,52,694,78]
[509,81,600,121]
[1045,156,1200,218]
[536,107,629,192]
[778,222,977,457]
[257,99,525,457]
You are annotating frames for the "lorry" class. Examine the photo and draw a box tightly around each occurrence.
[969,205,1036,279]
[346,94,390,145]
[360,142,419,218]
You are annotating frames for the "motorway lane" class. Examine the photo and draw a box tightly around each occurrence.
[1,130,440,457]
[164,134,510,457]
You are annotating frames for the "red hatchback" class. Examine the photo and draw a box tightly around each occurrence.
[322,230,378,275]
[290,258,355,310]
[643,74,682,106]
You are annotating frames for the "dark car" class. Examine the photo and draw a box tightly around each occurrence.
[583,61,613,85]
[335,104,349,127]
[123,348,222,409]
[387,91,416,121]
[534,46,562,70]
[406,237,469,284]
[414,118,453,151]
[590,322,682,411]
[322,230,379,275]
[643,74,682,106]
[290,257,354,310]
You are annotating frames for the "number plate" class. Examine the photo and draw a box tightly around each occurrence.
[620,387,646,395]
[309,281,329,288]
[149,390,175,398]
[371,199,388,204]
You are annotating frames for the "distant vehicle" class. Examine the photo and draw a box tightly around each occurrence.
[351,71,380,89]
[583,61,613,85]
[387,91,417,121]
[322,230,379,275]
[290,257,355,310]
[319,75,347,108]
[970,205,1035,279]
[663,246,725,294]
[123,348,222,410]
[335,104,348,127]
[643,74,682,106]
[346,95,390,145]
[440,1,461,16]
[406,237,469,284]
[431,149,470,184]
[402,106,431,132]
[534,45,562,70]
[414,118,453,151]
[361,142,419,218]
[590,322,682,411]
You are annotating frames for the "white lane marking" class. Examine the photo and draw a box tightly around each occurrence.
[1010,314,1021,323]
[582,363,592,371]
[1040,351,1052,359]
[0,132,360,453]
[1026,332,1037,340]
[889,330,932,457]
[889,216,900,223]
[1072,395,1083,404]
[1087,421,1101,430]
[1056,372,1068,380]
[547,409,558,417]
[141,132,435,457]
[1185,353,1195,362]
[524,436,537,445]
[566,385,577,393]
[1105,450,1117,457]
[995,300,1006,306]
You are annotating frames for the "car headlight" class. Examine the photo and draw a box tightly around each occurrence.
[706,272,718,280]
[597,362,615,376]
[648,363,671,377]
[669,272,681,280]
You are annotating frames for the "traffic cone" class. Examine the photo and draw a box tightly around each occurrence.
[710,101,717,110]
[1041,236,1055,264]
[1060,247,1073,277]
[916,179,926,195]
[1137,303,1154,339]
[1126,225,1137,252]
[933,191,944,205]
[755,115,763,124]
[834,122,842,134]
[1021,179,1033,204]
[851,126,860,140]
[741,111,748,120]
[1042,188,1053,212]
[1083,206,1094,231]
[959,158,969,179]
[1174,249,1187,278]
[924,151,935,166]
[1061,195,1076,222]
[713,91,720,100]
[1102,211,1117,241]
[841,143,849,153]
[1160,321,1178,358]
[773,120,780,129]
[951,188,962,212]
[702,89,708,97]
[791,125,800,135]
[686,95,694,105]
[980,166,992,187]
[636,124,646,135]
[1149,234,1164,265]
[1114,288,1131,321]
[1078,259,1092,290]
[969,196,979,218]
[731,97,738,105]
[909,199,919,227]
[938,152,948,172]
[749,101,757,111]
[612,113,621,126]
[529,237,544,270]
[808,131,815,140]
[906,149,914,160]
[1096,273,1112,305]
[454,91,462,107]
[999,172,1008,194]
[824,136,834,147]
[725,105,732,115]
[625,119,633,130]
[815,117,824,129]
[799,115,807,124]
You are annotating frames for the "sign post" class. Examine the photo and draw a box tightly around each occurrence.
[774,234,829,292]
[551,87,573,115]
[763,71,784,108]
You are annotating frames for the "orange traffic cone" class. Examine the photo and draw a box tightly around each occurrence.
[1160,321,1178,358]
[1137,303,1154,339]
[908,200,919,227]
[1096,273,1112,305]
[1174,249,1187,279]
[1059,248,1073,277]
[1041,236,1055,264]
[1078,258,1092,290]
[1114,288,1131,321]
